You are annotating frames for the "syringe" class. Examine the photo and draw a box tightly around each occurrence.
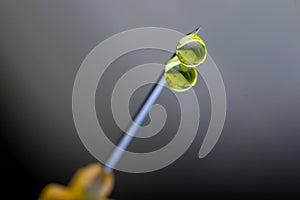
[38,27,207,200]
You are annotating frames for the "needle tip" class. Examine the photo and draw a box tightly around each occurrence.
[194,27,201,34]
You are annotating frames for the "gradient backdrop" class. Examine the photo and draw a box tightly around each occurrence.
[1,0,300,199]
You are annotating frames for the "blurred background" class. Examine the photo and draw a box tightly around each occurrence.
[1,0,300,199]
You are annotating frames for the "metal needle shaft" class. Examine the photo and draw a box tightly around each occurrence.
[104,73,166,172]
[104,27,202,172]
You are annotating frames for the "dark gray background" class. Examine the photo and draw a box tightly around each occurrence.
[1,0,300,199]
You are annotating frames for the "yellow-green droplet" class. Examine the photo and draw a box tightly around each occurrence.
[164,56,197,92]
[176,32,207,67]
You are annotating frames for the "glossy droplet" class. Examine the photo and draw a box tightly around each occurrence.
[164,56,197,92]
[176,32,207,67]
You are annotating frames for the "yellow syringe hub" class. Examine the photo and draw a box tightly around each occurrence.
[38,163,114,200]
